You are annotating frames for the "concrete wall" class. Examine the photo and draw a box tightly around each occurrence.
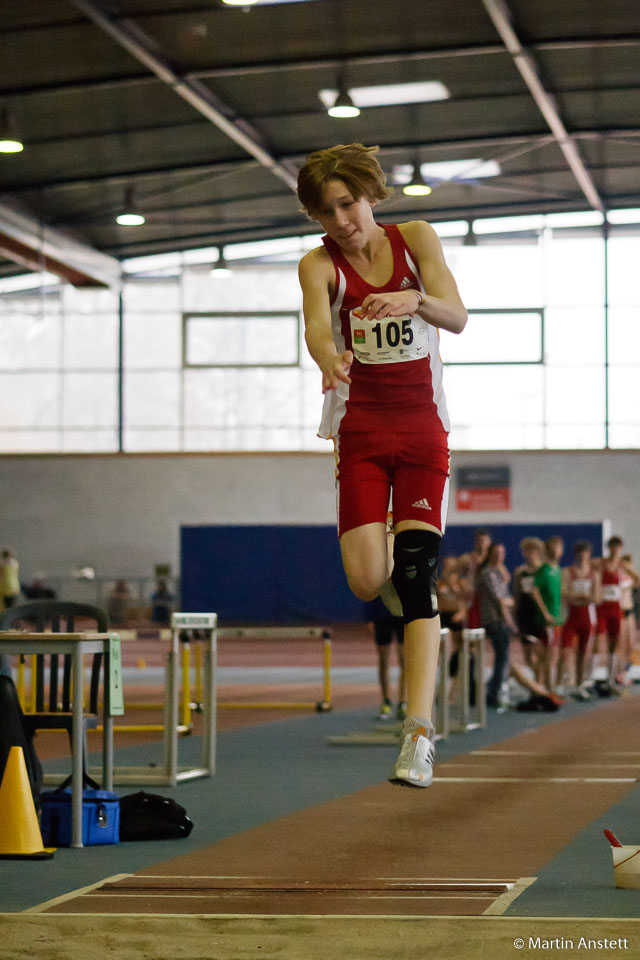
[0,450,637,582]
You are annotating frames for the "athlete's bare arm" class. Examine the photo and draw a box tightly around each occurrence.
[531,584,554,625]
[299,248,353,393]
[360,221,467,334]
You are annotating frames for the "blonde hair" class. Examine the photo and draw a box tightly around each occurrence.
[296,143,393,217]
[520,537,544,554]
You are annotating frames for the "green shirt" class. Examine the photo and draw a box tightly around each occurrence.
[534,562,563,625]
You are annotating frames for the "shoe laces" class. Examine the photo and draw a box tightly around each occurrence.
[398,726,434,765]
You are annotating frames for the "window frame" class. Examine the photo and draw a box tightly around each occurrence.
[182,310,301,369]
[442,307,545,366]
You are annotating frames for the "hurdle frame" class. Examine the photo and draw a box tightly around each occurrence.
[215,626,333,712]
[449,627,487,733]
[435,627,451,739]
[90,612,217,787]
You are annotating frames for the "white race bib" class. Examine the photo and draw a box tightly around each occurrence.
[570,578,592,597]
[520,573,535,594]
[601,584,621,602]
[349,308,430,364]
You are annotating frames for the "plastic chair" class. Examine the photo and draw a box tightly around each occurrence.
[0,600,109,782]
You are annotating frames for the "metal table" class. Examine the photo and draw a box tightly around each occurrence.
[0,631,114,848]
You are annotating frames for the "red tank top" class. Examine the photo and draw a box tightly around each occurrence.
[599,567,621,610]
[317,224,449,438]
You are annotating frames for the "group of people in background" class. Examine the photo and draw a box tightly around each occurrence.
[0,547,175,628]
[372,528,640,720]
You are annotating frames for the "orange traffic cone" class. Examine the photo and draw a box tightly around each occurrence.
[0,746,55,859]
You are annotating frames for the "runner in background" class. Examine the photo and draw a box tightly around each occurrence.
[618,553,640,684]
[595,535,625,693]
[560,540,598,698]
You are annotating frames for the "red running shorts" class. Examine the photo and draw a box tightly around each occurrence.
[596,603,622,641]
[334,431,450,538]
[560,606,593,650]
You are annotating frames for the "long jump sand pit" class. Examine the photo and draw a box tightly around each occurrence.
[2,914,639,960]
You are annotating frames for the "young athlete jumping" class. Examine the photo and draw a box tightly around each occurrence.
[297,143,467,787]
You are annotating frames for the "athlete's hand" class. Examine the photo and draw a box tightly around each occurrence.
[321,350,353,393]
[361,290,420,320]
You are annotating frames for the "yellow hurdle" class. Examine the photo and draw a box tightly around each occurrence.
[323,636,332,705]
[181,642,192,730]
[219,701,320,710]
[29,655,37,713]
[16,657,26,710]
[194,641,204,710]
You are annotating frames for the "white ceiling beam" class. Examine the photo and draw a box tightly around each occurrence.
[481,0,604,212]
[0,197,121,287]
[70,0,299,193]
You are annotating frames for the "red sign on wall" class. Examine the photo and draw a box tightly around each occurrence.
[455,487,511,511]
[455,466,511,512]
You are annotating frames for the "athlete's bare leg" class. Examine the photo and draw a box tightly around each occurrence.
[340,522,389,601]
[396,642,406,703]
[576,643,588,687]
[341,518,441,724]
[377,643,391,701]
[608,634,621,686]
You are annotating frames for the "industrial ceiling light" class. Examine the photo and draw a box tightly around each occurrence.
[210,246,232,277]
[116,187,146,226]
[320,81,450,111]
[221,0,259,5]
[327,72,360,119]
[0,108,24,153]
[463,221,477,246]
[402,162,432,197]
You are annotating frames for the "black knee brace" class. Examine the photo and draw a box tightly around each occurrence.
[391,529,441,624]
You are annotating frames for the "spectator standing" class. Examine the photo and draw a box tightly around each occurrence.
[106,579,132,626]
[0,548,21,608]
[150,578,175,626]
[513,537,547,667]
[463,529,492,629]
[477,543,515,708]
[533,536,565,691]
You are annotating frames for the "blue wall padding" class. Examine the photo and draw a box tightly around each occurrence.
[180,524,367,623]
[180,522,603,624]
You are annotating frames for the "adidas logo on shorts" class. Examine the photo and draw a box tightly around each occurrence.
[412,498,431,510]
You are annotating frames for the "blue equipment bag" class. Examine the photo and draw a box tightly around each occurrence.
[40,787,120,846]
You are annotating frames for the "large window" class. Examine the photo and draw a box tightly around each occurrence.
[0,286,119,452]
[0,217,639,452]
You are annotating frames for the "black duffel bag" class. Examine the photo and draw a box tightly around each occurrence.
[118,791,193,841]
[0,675,43,812]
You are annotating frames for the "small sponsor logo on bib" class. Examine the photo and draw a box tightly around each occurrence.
[353,329,365,343]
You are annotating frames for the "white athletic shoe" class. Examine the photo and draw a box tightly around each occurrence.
[389,724,435,788]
